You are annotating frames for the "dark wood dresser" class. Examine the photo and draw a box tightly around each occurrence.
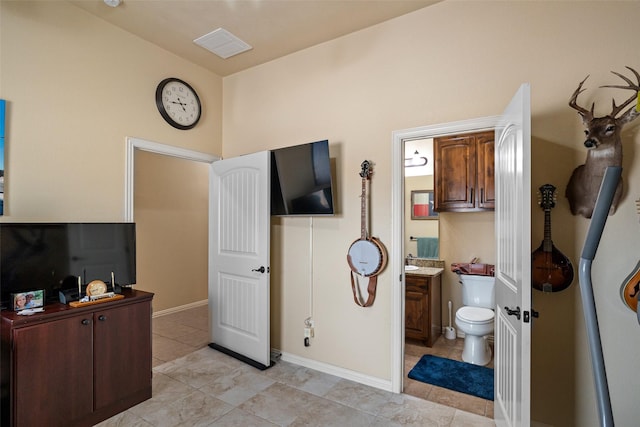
[1,289,153,427]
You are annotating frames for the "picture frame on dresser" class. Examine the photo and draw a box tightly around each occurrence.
[11,290,44,311]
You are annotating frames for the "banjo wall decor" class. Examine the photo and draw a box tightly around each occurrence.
[347,160,388,307]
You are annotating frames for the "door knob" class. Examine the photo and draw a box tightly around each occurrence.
[504,306,521,320]
[252,266,266,273]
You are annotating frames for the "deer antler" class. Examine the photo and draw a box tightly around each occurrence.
[600,66,640,123]
[569,75,595,122]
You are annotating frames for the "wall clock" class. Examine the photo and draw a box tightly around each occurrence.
[155,77,201,130]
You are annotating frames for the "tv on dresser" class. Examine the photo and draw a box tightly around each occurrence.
[0,222,136,308]
[0,222,152,427]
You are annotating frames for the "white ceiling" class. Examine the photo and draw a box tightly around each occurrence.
[70,0,440,76]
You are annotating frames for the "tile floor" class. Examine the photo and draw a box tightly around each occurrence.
[404,337,494,419]
[96,305,495,426]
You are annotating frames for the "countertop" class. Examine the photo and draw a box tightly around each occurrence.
[404,266,444,277]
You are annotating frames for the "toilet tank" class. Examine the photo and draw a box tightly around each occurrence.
[460,274,495,308]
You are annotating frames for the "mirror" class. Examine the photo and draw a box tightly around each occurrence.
[411,190,437,219]
[404,138,439,259]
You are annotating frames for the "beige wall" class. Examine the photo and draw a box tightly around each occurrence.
[223,2,640,426]
[3,1,640,426]
[134,151,209,312]
[530,137,579,426]
[0,2,220,313]
[0,1,222,223]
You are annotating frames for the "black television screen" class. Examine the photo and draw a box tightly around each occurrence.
[0,222,136,306]
[271,140,335,216]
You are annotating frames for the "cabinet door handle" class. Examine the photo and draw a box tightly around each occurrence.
[470,188,474,204]
[98,315,107,321]
[81,319,91,326]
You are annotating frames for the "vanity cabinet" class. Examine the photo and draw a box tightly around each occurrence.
[405,273,442,347]
[434,131,494,212]
[1,289,153,427]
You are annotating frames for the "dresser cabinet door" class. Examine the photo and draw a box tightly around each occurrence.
[93,301,152,411]
[13,315,93,427]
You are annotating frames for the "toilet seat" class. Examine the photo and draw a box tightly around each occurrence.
[456,306,494,324]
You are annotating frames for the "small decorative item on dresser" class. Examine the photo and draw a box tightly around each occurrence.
[11,290,44,311]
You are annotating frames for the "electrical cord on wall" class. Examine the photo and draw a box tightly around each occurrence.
[309,216,314,320]
[303,217,315,346]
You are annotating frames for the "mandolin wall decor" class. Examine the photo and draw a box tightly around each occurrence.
[532,184,574,292]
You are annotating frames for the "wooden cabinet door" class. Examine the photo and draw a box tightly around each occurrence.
[476,132,495,209]
[93,301,152,411]
[405,275,429,343]
[13,315,93,427]
[434,131,495,212]
[434,135,476,211]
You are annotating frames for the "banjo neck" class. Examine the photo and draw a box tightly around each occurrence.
[360,175,368,240]
[359,160,371,241]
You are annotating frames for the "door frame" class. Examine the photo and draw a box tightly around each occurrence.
[124,137,219,222]
[123,137,219,311]
[390,116,500,393]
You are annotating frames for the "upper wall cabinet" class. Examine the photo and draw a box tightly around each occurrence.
[433,131,494,212]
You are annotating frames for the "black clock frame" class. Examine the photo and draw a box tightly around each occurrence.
[155,77,202,130]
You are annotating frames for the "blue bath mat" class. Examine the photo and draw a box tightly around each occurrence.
[408,355,494,400]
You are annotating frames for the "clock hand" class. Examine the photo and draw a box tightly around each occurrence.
[175,97,187,112]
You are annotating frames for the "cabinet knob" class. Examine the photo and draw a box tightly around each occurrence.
[81,319,90,325]
[98,315,107,321]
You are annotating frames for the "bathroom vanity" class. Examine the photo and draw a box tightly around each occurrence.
[405,266,443,347]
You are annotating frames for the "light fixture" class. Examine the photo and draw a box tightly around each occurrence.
[104,0,121,7]
[405,150,428,168]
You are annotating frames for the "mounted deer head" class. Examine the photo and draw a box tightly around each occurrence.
[565,66,640,218]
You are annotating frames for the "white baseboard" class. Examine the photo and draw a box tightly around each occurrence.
[152,299,208,318]
[278,350,393,393]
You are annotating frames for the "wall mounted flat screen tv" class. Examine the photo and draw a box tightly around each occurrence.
[0,222,136,307]
[271,140,335,216]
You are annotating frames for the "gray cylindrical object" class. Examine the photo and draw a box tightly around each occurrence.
[578,166,621,427]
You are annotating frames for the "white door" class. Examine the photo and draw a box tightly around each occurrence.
[494,84,532,426]
[209,151,271,369]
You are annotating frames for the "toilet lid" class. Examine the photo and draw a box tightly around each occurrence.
[457,306,494,323]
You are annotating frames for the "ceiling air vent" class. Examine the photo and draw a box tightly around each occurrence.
[193,28,252,59]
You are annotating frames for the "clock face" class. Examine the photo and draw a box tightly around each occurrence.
[155,78,201,130]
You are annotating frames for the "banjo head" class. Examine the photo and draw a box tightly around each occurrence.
[348,239,384,276]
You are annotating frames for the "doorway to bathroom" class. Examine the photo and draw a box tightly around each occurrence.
[391,84,533,426]
[396,120,497,418]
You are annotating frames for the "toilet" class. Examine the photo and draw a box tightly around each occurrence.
[455,274,495,366]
